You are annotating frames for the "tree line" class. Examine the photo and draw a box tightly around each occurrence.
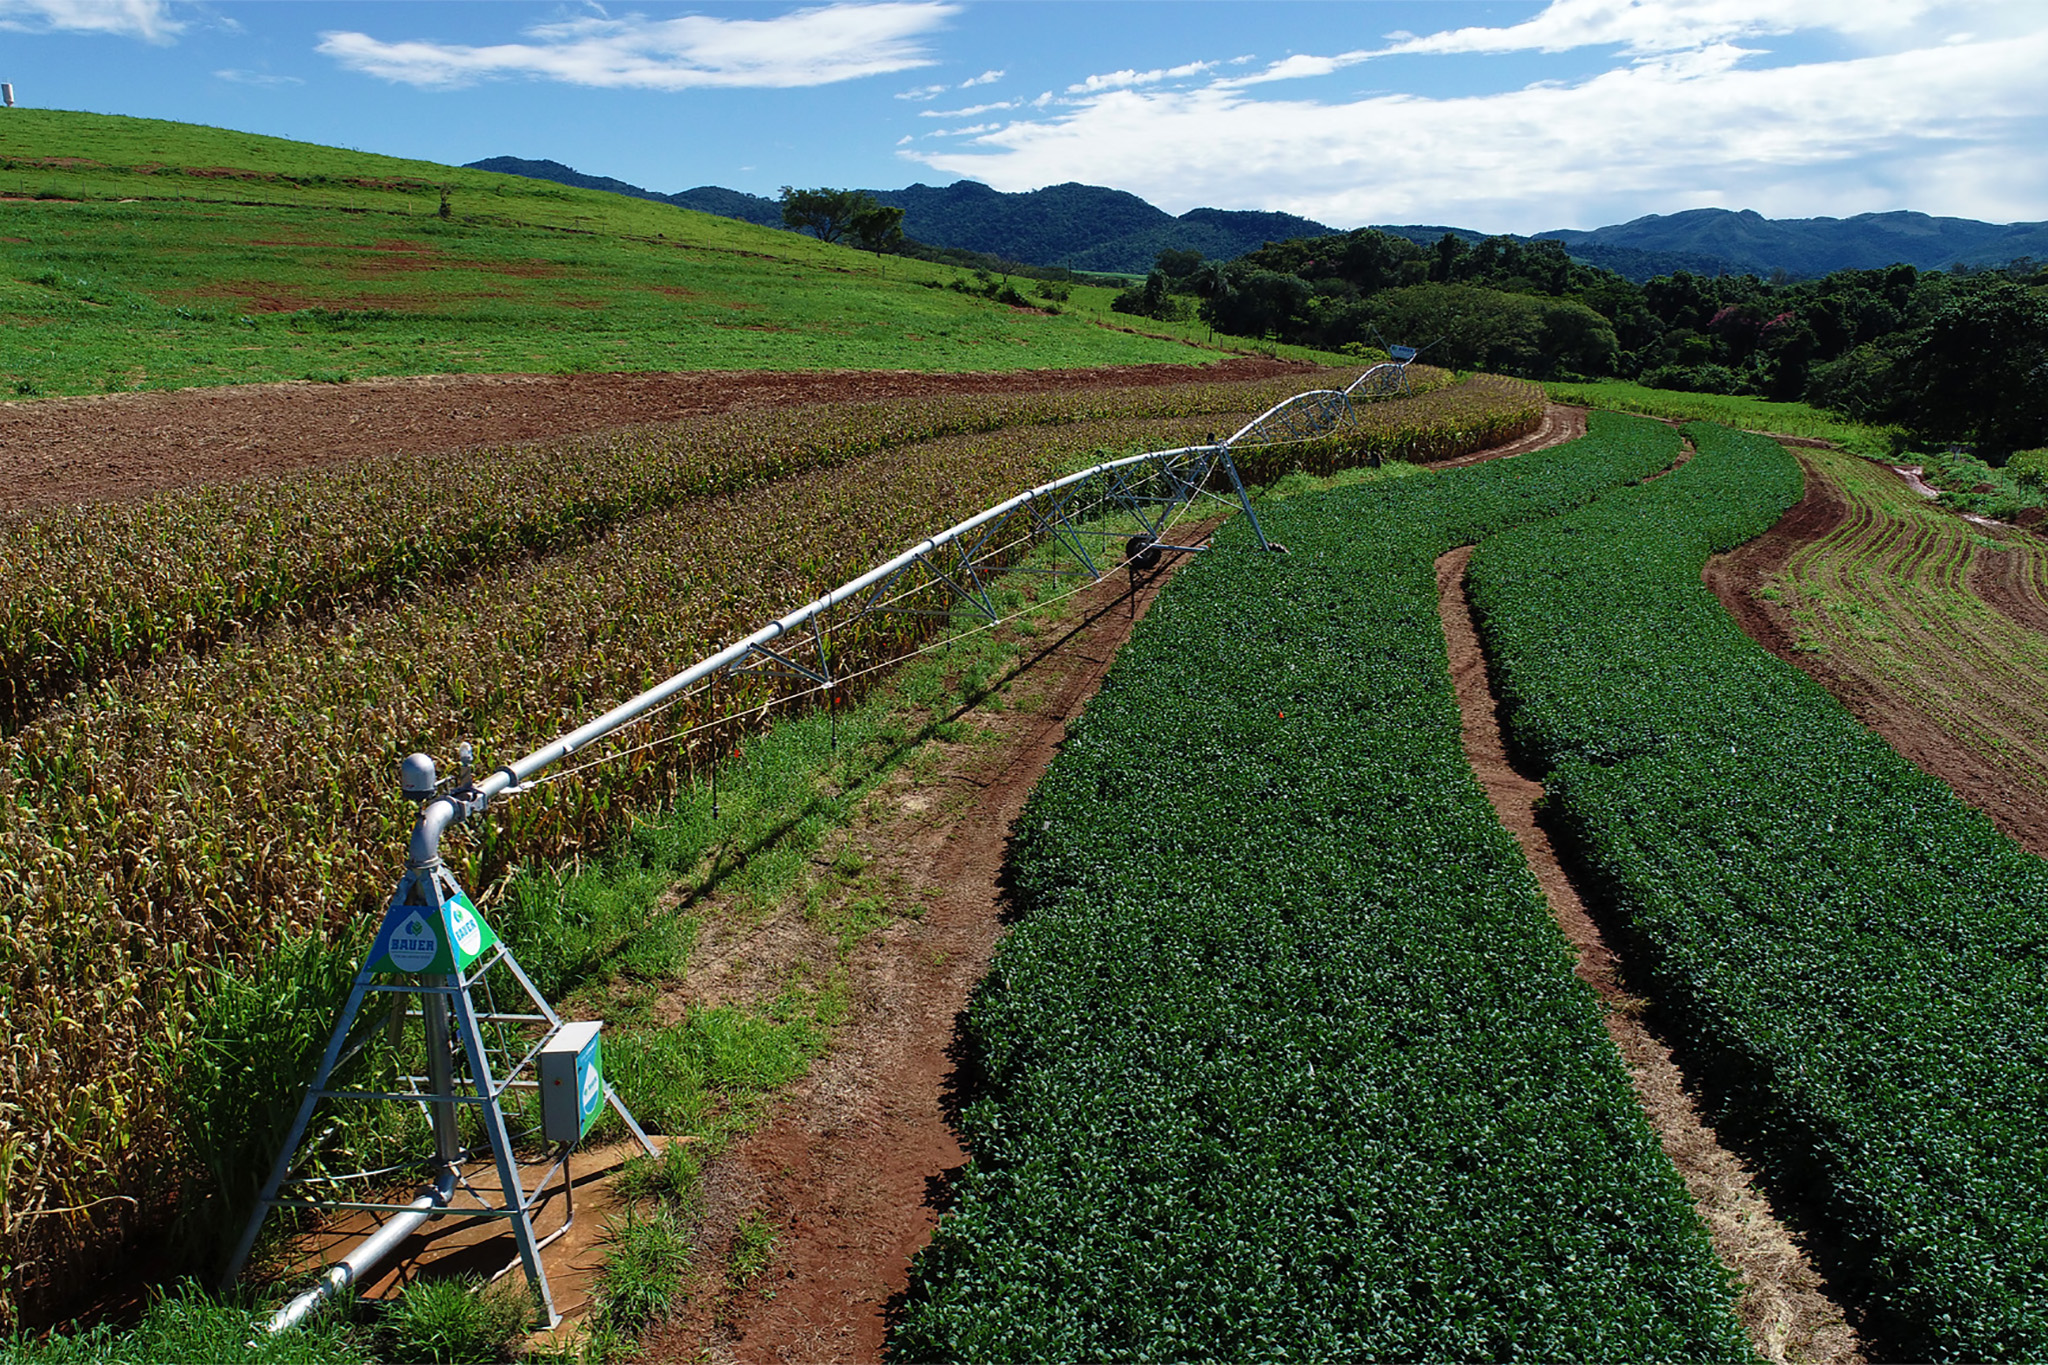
[1112,230,2048,455]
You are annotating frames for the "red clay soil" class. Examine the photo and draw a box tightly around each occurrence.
[0,358,1308,514]
[1436,545,1862,1365]
[1705,453,2048,858]
[1971,538,2048,636]
[641,554,1205,1365]
[1435,400,1587,466]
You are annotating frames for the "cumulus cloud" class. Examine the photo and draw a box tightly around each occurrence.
[908,21,2048,231]
[959,67,1003,86]
[0,0,180,42]
[319,2,959,90]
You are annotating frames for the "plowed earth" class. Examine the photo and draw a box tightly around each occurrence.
[0,358,1307,514]
[1705,451,2048,859]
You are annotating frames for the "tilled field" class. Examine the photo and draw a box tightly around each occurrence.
[1705,442,2048,857]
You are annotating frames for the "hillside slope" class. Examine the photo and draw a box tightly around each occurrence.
[0,110,1232,398]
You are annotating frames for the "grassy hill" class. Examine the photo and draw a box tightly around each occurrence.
[0,109,1304,398]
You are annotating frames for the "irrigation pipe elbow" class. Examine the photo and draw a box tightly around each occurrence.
[263,1170,455,1335]
[406,797,456,870]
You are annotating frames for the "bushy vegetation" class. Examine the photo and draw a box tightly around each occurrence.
[1141,224,2047,454]
[1466,424,2048,1358]
[892,415,1753,1361]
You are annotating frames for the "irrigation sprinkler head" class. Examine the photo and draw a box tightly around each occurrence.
[455,741,475,784]
[400,752,438,803]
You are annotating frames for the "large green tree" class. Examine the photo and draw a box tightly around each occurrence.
[779,186,873,244]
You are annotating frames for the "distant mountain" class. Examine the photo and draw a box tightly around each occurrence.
[464,156,673,206]
[1072,206,1341,274]
[466,158,1334,274]
[1536,208,2048,279]
[465,158,2048,282]
[669,185,782,228]
[871,180,1167,265]
[865,182,1336,274]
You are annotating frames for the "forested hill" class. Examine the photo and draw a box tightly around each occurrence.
[867,182,1336,273]
[1537,208,2048,279]
[464,158,1334,272]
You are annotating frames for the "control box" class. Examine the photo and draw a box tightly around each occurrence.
[539,1021,604,1145]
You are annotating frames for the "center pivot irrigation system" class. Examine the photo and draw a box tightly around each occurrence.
[226,355,1418,1331]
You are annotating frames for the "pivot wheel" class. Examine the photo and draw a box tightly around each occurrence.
[1125,536,1163,573]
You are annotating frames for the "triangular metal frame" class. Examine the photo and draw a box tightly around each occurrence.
[221,862,656,1329]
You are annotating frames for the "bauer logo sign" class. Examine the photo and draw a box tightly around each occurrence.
[368,882,499,976]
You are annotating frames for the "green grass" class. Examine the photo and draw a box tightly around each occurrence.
[1545,378,1903,457]
[377,1276,531,1365]
[1,1282,366,1363]
[0,109,1357,396]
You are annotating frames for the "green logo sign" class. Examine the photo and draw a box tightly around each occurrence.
[368,883,498,976]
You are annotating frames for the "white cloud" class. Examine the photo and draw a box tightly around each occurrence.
[896,81,948,100]
[319,2,959,91]
[925,121,997,137]
[908,24,2048,232]
[1067,60,1215,94]
[1376,0,1941,57]
[918,99,1015,117]
[214,68,303,88]
[959,67,1003,86]
[0,0,180,42]
[1218,0,1956,88]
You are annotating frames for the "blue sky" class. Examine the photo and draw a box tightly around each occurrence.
[2,0,2044,234]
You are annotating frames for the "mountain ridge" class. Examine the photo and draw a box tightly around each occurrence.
[463,157,2048,281]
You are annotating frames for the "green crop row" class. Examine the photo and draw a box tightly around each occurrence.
[0,372,1539,1316]
[1465,424,2048,1359]
[891,413,1752,1362]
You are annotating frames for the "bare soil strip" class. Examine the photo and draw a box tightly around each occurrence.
[641,560,1202,1365]
[1706,451,2048,859]
[1970,538,2048,636]
[0,358,1307,513]
[1435,544,1863,1365]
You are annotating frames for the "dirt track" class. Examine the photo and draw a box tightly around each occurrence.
[644,553,1207,1364]
[0,358,1308,514]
